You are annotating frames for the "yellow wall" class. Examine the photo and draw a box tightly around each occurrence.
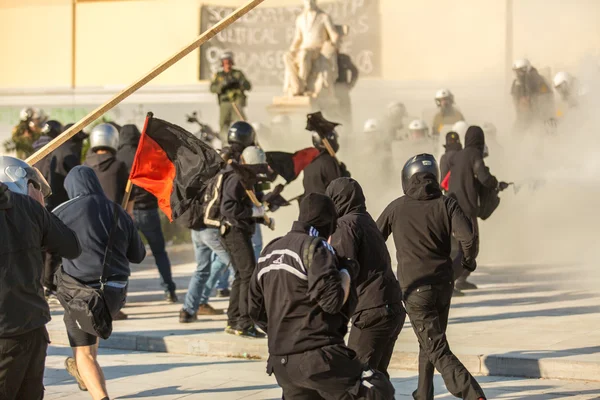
[0,0,599,88]
[0,0,72,88]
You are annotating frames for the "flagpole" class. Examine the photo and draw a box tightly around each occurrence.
[26,0,266,166]
[122,112,153,209]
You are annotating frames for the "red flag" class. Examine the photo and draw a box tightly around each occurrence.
[129,113,224,221]
[441,171,451,191]
[266,147,320,183]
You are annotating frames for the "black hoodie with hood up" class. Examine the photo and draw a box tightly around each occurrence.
[376,172,478,295]
[0,183,81,337]
[53,166,145,282]
[326,178,402,313]
[116,124,158,210]
[448,126,498,218]
[84,148,129,205]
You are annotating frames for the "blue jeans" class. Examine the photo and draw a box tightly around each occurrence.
[184,228,231,314]
[133,208,175,292]
[215,225,262,290]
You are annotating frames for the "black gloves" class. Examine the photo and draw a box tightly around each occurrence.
[462,258,477,272]
[498,181,510,191]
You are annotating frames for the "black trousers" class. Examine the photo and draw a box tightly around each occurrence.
[270,344,395,400]
[404,282,484,400]
[222,227,255,330]
[0,326,49,400]
[347,303,406,377]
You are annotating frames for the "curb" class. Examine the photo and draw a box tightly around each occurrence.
[48,329,600,382]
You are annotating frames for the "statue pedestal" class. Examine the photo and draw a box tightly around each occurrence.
[268,95,314,115]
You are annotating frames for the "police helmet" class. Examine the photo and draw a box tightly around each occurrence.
[386,102,407,120]
[408,119,429,140]
[452,120,469,142]
[41,120,63,139]
[0,156,51,198]
[241,146,267,165]
[513,58,531,72]
[90,123,119,153]
[363,118,380,134]
[19,107,34,122]
[221,51,234,64]
[227,121,256,148]
[401,153,439,192]
[271,114,291,127]
[312,130,340,153]
[435,89,454,107]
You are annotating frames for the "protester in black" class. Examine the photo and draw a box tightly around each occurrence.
[326,177,404,377]
[249,193,395,399]
[448,125,508,290]
[84,123,128,205]
[302,131,350,196]
[220,146,270,338]
[117,124,178,302]
[0,156,81,400]
[377,154,486,400]
[439,131,462,180]
[53,165,145,398]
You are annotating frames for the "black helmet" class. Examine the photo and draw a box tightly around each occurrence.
[227,121,256,148]
[312,131,340,153]
[401,154,439,192]
[41,120,63,139]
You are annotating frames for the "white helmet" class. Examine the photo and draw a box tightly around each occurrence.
[241,146,266,165]
[220,50,234,63]
[408,119,429,140]
[19,107,34,122]
[363,118,380,134]
[90,123,119,153]
[434,89,454,106]
[0,156,51,198]
[452,121,469,138]
[553,71,572,89]
[513,58,531,72]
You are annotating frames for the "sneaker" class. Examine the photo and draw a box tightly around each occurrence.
[197,304,224,315]
[216,289,230,298]
[165,290,178,303]
[453,288,465,297]
[237,326,266,339]
[179,309,197,323]
[224,325,241,335]
[65,357,87,391]
[45,289,60,305]
[455,280,478,291]
[114,310,128,321]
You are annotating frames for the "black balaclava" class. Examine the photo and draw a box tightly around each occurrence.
[298,193,338,238]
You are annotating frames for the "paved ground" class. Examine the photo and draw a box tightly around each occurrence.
[46,248,600,382]
[44,345,600,400]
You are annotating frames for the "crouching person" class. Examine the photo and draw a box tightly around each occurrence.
[53,166,145,399]
[249,193,395,399]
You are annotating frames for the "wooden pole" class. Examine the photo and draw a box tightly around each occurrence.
[246,189,272,228]
[26,0,266,165]
[231,101,245,122]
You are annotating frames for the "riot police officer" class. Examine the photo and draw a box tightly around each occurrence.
[431,89,465,137]
[209,51,252,140]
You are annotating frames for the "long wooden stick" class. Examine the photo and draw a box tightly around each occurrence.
[26,0,266,166]
[121,112,153,209]
[246,189,272,228]
[231,101,245,122]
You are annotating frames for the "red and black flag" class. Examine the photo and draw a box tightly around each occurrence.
[129,113,224,221]
[266,147,320,183]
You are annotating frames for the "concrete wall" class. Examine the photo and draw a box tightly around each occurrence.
[1,0,598,89]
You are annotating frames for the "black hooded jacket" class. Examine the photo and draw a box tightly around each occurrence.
[326,178,402,313]
[0,183,81,337]
[84,150,129,205]
[53,166,145,282]
[448,126,498,218]
[116,124,158,210]
[377,173,478,295]
[440,142,462,181]
[33,128,84,211]
[302,152,349,196]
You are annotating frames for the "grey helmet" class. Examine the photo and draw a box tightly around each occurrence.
[90,123,119,153]
[401,153,439,192]
[0,156,51,198]
[241,146,266,165]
